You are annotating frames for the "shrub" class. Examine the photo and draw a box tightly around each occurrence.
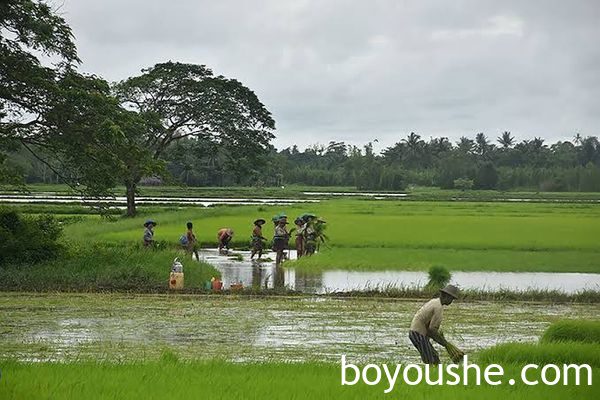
[541,320,600,344]
[453,178,473,191]
[0,209,63,267]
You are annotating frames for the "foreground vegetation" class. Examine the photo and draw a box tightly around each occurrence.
[1,358,597,400]
[0,244,218,292]
[1,295,598,399]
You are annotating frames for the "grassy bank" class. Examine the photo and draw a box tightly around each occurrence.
[0,359,597,400]
[0,245,219,292]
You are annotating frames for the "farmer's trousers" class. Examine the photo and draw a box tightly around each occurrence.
[409,330,440,364]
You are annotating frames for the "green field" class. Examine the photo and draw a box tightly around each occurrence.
[1,359,597,400]
[1,295,598,400]
[53,199,600,273]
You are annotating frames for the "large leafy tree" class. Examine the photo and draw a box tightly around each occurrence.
[0,0,79,183]
[114,62,276,215]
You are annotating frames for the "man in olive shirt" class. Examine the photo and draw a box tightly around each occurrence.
[409,284,459,364]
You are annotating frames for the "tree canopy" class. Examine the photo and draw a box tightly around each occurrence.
[0,0,79,183]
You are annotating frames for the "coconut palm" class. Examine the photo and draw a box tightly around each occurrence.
[497,131,515,149]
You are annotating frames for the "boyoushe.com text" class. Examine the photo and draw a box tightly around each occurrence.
[341,355,592,393]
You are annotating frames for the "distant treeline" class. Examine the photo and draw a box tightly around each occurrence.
[7,132,600,192]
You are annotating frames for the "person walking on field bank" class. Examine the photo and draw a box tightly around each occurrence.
[184,221,199,260]
[143,220,156,247]
[217,228,234,254]
[272,215,290,266]
[409,284,463,364]
[250,219,267,260]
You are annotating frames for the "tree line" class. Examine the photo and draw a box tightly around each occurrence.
[264,132,600,191]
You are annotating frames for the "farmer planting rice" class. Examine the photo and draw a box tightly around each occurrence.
[250,219,267,260]
[409,284,464,364]
[142,220,156,247]
[217,228,234,254]
[272,215,290,266]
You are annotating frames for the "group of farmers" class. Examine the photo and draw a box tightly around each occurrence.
[141,213,326,266]
[144,218,463,364]
[248,213,326,265]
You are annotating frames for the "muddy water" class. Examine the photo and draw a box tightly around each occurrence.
[0,194,319,207]
[198,249,600,294]
[1,293,598,363]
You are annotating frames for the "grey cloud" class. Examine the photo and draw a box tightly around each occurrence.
[54,0,600,150]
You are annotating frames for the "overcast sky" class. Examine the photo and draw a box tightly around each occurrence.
[54,0,600,151]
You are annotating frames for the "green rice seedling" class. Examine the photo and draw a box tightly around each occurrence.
[425,265,451,291]
[541,320,600,344]
[478,342,600,367]
[0,359,597,399]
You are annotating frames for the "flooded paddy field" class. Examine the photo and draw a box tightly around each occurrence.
[1,292,598,364]
[201,249,600,293]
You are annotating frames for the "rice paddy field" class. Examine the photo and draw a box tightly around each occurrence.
[54,197,600,273]
[0,294,599,399]
[1,185,599,399]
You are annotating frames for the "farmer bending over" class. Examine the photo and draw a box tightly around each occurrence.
[217,228,234,254]
[250,219,267,260]
[408,284,459,364]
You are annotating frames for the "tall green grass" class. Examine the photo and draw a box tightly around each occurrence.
[0,244,219,291]
[0,359,597,400]
[541,320,600,344]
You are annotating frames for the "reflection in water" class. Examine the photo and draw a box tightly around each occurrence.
[198,249,600,294]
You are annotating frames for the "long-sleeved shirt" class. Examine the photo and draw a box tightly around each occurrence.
[274,225,288,239]
[410,298,443,336]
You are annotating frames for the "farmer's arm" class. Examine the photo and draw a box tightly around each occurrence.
[426,309,447,346]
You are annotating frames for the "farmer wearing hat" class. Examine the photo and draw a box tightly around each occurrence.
[272,215,289,266]
[408,284,460,364]
[250,219,267,260]
[217,228,234,254]
[143,220,156,247]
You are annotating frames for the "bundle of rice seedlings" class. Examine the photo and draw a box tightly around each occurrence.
[438,330,465,362]
[445,342,465,363]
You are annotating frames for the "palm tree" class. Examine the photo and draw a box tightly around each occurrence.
[456,137,474,154]
[497,131,515,149]
[475,132,490,157]
[401,132,423,168]
[402,132,422,149]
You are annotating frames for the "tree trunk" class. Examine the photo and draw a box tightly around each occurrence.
[125,180,137,217]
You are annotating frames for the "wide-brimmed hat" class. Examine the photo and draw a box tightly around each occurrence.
[254,219,266,225]
[301,213,317,222]
[440,284,459,299]
[144,219,156,227]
